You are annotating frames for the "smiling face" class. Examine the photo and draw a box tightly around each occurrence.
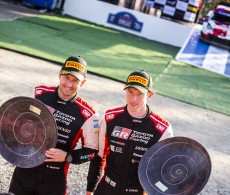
[125,87,154,118]
[58,71,86,100]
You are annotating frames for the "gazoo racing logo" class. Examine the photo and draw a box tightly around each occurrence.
[111,126,132,140]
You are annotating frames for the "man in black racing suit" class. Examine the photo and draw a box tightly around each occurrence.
[86,70,173,195]
[9,56,99,195]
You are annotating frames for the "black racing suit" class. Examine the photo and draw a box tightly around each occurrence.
[9,85,99,195]
[87,105,173,195]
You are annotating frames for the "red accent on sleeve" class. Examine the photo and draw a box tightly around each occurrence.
[75,97,97,120]
[149,111,170,134]
[34,85,56,97]
[104,106,124,123]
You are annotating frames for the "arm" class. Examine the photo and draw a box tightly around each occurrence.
[158,123,174,142]
[86,115,108,193]
[71,113,100,164]
[45,113,99,164]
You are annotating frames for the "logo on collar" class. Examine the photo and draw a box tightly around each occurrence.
[133,119,142,123]
[57,100,66,105]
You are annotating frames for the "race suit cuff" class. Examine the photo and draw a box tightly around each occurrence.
[86,182,97,192]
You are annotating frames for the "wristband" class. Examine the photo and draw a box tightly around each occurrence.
[65,152,73,163]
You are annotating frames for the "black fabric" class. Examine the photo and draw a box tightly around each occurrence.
[87,155,104,192]
[9,166,66,195]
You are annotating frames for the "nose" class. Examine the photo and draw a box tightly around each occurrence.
[130,94,138,101]
[66,80,73,87]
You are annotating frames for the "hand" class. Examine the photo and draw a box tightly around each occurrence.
[86,192,93,195]
[44,148,67,162]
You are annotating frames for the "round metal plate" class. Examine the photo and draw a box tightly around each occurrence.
[138,137,211,195]
[0,96,57,168]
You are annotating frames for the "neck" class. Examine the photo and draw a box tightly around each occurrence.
[128,105,148,118]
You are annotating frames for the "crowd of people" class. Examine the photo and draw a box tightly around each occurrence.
[6,55,173,195]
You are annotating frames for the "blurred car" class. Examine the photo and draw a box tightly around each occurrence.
[200,2,230,50]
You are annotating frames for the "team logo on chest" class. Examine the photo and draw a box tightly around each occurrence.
[111,126,132,140]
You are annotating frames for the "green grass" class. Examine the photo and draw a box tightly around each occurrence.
[0,14,229,115]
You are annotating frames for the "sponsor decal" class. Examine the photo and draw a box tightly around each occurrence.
[128,76,148,86]
[35,89,42,95]
[46,165,60,169]
[111,126,132,140]
[94,124,99,128]
[53,110,75,126]
[82,109,91,117]
[57,100,66,105]
[156,123,166,132]
[105,176,116,187]
[65,61,85,73]
[105,176,110,184]
[133,153,142,158]
[57,139,66,144]
[131,159,140,163]
[125,189,138,192]
[58,133,69,139]
[110,145,123,153]
[110,139,125,146]
[135,146,147,151]
[57,126,71,134]
[94,129,99,135]
[106,113,115,120]
[80,153,95,160]
[129,130,153,144]
[133,119,142,123]
[107,12,143,32]
[110,181,116,187]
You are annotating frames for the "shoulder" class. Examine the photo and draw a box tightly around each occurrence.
[149,111,171,133]
[74,96,98,119]
[34,85,56,97]
[104,106,125,122]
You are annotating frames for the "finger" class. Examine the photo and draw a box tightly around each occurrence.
[45,152,54,159]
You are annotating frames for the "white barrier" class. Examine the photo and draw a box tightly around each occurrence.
[63,0,195,47]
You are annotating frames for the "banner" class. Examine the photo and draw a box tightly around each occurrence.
[146,0,200,22]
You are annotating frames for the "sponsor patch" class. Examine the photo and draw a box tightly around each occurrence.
[94,129,99,135]
[82,109,91,117]
[106,113,115,120]
[94,124,99,128]
[35,89,42,95]
[111,126,132,140]
[156,123,166,132]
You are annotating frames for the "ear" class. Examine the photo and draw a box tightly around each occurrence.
[59,70,62,79]
[80,79,86,87]
[147,91,154,99]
